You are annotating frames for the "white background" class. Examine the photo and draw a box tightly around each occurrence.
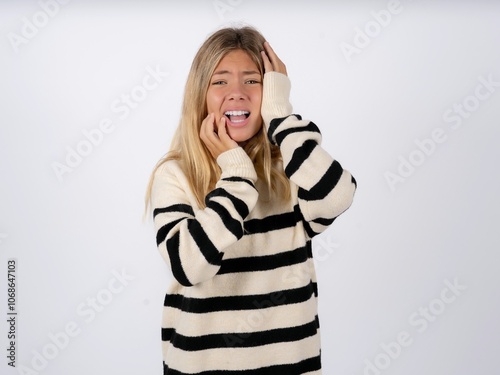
[1,1,499,374]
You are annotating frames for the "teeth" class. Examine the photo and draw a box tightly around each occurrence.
[224,111,249,116]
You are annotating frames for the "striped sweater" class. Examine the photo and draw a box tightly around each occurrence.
[151,72,357,374]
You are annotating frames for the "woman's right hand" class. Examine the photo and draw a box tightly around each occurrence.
[200,113,239,159]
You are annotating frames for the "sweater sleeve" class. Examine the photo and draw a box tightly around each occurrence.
[261,72,357,238]
[151,147,259,287]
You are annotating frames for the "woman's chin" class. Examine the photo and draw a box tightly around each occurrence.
[228,124,263,146]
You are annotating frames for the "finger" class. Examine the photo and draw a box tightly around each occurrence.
[263,42,278,67]
[208,113,220,138]
[217,116,228,139]
[263,42,287,75]
[263,42,278,63]
[199,113,211,141]
[261,50,273,73]
[217,117,238,149]
[211,113,219,134]
[200,113,218,154]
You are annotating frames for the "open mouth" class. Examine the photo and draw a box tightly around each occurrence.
[224,110,250,124]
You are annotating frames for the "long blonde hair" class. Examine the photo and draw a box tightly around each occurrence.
[145,26,290,214]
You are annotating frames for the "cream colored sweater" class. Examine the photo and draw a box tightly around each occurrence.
[151,72,357,374]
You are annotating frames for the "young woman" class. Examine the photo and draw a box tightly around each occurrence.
[146,26,357,374]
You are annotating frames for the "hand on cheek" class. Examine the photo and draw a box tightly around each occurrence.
[200,113,239,159]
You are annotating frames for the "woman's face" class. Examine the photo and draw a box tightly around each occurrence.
[206,49,263,144]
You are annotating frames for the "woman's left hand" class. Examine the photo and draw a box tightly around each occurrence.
[261,42,287,76]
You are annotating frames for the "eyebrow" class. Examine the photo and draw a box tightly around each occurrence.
[212,70,261,76]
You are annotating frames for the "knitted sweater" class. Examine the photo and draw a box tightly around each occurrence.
[151,72,357,374]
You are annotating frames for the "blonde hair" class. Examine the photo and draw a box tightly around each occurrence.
[145,26,290,215]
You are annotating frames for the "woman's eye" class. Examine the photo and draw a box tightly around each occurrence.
[212,80,226,85]
[246,79,260,84]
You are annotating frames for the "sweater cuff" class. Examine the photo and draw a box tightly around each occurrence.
[216,147,257,182]
[261,72,293,127]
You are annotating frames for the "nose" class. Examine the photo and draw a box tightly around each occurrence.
[227,81,246,100]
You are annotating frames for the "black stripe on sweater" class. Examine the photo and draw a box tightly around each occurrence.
[298,160,344,201]
[221,176,256,190]
[187,220,224,266]
[162,318,318,350]
[268,117,322,147]
[292,204,317,239]
[275,121,321,147]
[206,188,249,219]
[156,218,184,246]
[154,203,194,219]
[207,200,243,239]
[217,243,310,275]
[244,211,299,234]
[284,139,317,179]
[267,114,303,144]
[163,355,321,375]
[312,216,336,227]
[166,232,192,287]
[164,281,317,313]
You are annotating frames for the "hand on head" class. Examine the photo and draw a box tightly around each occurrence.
[261,42,287,76]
